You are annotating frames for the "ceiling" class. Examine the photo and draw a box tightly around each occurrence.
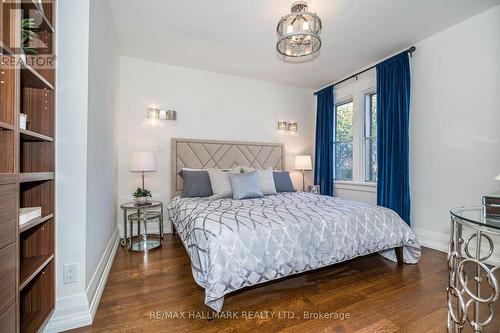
[108,0,500,90]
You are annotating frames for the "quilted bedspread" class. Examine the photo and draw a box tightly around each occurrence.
[167,192,421,312]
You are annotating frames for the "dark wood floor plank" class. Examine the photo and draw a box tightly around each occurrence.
[68,235,460,333]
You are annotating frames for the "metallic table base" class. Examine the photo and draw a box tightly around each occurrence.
[120,201,164,248]
[447,216,499,332]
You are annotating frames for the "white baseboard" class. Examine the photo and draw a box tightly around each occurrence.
[44,227,119,332]
[44,293,92,332]
[412,227,449,253]
[413,227,500,266]
[86,227,119,318]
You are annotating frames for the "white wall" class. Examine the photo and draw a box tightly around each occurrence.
[52,0,91,330]
[410,5,500,259]
[48,0,120,331]
[117,57,315,233]
[85,0,119,310]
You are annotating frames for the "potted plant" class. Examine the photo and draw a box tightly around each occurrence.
[21,18,39,55]
[133,187,152,205]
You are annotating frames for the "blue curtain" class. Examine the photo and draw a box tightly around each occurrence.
[376,52,411,225]
[314,85,334,196]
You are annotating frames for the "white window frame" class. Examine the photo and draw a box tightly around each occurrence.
[363,89,377,183]
[332,73,377,193]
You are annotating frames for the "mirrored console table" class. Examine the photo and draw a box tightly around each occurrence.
[448,206,500,332]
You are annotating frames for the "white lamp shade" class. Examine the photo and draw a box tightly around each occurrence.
[495,173,500,181]
[295,155,312,171]
[130,152,156,172]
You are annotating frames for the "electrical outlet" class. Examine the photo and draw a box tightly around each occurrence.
[63,264,78,284]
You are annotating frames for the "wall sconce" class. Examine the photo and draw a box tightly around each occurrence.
[277,121,288,130]
[277,120,298,131]
[159,110,177,121]
[147,104,177,121]
[147,106,160,119]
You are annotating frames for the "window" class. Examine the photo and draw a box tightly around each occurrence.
[334,101,353,180]
[364,93,377,182]
[331,72,377,187]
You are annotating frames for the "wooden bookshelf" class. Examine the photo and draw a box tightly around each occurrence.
[1,0,56,331]
[0,0,20,332]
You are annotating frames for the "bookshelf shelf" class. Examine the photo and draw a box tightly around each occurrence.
[19,213,53,233]
[19,254,53,291]
[19,172,54,183]
[20,129,53,142]
[0,121,14,131]
[21,61,55,90]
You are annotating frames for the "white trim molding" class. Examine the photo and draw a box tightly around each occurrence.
[86,227,120,318]
[412,227,449,253]
[45,227,119,332]
[44,293,92,333]
[413,227,500,267]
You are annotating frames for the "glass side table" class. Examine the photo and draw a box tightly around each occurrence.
[448,206,500,333]
[120,201,163,252]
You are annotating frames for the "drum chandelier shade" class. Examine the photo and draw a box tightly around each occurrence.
[276,1,322,58]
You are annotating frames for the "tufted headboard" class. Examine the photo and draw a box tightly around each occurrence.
[171,138,285,197]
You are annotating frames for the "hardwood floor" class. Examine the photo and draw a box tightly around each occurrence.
[68,235,498,333]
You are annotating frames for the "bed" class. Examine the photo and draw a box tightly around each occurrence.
[167,138,421,312]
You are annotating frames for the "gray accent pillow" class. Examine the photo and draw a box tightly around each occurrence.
[273,171,296,192]
[231,166,277,195]
[180,170,213,198]
[207,168,233,199]
[256,168,277,195]
[228,171,264,200]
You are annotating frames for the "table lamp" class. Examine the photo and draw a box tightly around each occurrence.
[295,155,312,192]
[130,152,157,189]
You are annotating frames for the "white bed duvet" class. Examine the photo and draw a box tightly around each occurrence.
[167,192,421,312]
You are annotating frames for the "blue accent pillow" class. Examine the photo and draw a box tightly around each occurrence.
[273,171,296,192]
[228,171,264,200]
[180,170,213,198]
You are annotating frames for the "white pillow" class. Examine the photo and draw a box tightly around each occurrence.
[207,169,233,199]
[256,168,277,195]
[232,166,277,195]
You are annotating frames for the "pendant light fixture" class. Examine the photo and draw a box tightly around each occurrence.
[276,1,322,59]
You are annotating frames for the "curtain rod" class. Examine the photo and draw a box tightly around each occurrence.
[314,46,416,95]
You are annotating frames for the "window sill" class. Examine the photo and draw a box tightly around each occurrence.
[334,181,377,193]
